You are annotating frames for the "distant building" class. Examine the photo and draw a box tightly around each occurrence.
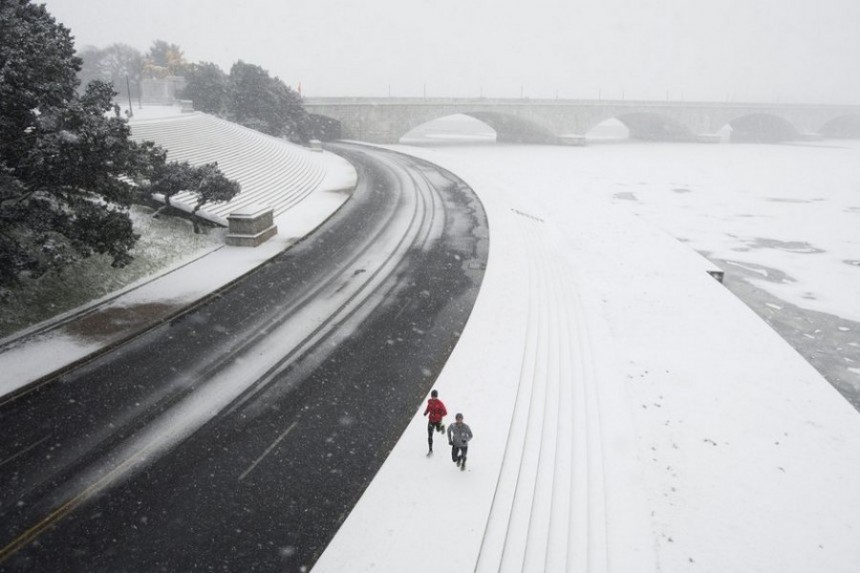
[140,76,187,105]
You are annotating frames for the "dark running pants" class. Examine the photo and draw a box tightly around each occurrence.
[427,421,443,450]
[451,445,468,463]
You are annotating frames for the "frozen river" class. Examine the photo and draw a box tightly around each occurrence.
[403,122,860,409]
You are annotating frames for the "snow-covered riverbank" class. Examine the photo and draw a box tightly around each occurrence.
[316,139,860,572]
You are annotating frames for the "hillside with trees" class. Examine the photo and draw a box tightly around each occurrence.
[183,60,317,143]
[0,1,239,292]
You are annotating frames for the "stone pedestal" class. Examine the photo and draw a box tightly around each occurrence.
[226,204,277,247]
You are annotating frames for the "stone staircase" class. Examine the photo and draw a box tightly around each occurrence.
[475,217,609,572]
[129,113,327,225]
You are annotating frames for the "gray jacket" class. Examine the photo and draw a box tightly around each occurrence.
[447,422,473,447]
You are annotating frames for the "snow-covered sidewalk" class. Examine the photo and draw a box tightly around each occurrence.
[314,145,860,573]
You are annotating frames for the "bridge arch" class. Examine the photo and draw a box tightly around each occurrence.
[819,114,860,138]
[584,118,630,141]
[720,113,800,142]
[581,112,694,142]
[400,114,495,143]
[399,110,557,144]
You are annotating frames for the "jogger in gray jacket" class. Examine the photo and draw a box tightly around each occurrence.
[447,413,473,470]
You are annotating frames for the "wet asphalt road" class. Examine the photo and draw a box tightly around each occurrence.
[0,143,488,572]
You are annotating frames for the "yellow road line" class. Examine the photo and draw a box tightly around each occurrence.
[0,435,52,469]
[0,432,165,563]
[238,421,298,482]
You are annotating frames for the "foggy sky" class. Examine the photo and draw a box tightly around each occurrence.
[40,0,860,104]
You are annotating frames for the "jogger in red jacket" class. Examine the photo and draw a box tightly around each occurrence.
[423,389,447,455]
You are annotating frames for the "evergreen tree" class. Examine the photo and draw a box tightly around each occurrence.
[149,157,240,232]
[228,60,310,143]
[308,114,343,141]
[182,61,229,114]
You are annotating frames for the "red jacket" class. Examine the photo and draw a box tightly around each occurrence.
[424,398,447,424]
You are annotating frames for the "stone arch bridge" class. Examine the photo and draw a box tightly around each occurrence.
[303,97,860,144]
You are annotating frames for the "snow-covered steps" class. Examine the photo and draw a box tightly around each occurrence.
[129,113,327,225]
[313,151,628,573]
[474,213,608,572]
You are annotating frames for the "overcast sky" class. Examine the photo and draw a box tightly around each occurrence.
[41,0,860,104]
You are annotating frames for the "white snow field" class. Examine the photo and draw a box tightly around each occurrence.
[314,140,860,573]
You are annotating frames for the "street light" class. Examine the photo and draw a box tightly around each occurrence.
[125,75,133,117]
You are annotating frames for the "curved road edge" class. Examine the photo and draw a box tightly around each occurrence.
[0,143,490,572]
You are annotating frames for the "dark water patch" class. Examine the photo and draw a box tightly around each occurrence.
[766,197,812,204]
[710,257,860,412]
[844,260,860,267]
[613,191,638,201]
[721,259,796,284]
[748,238,825,254]
[672,187,692,194]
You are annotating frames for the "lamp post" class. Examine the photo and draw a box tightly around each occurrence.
[125,75,133,117]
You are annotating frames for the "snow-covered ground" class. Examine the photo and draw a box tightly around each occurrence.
[536,141,860,323]
[4,107,860,571]
[316,138,860,572]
